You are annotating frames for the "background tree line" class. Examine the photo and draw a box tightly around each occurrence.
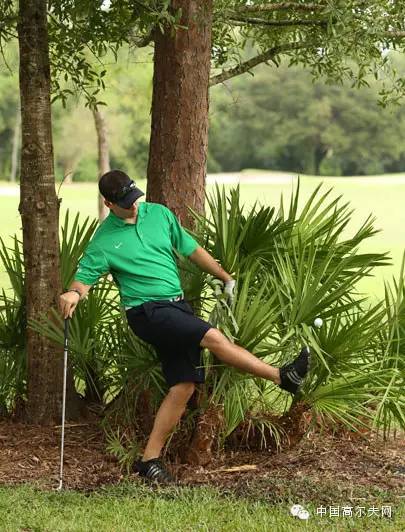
[2,46,405,181]
[209,54,405,176]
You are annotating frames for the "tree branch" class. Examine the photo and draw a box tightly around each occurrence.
[228,17,327,28]
[209,42,313,87]
[132,31,154,48]
[385,30,405,40]
[233,3,326,14]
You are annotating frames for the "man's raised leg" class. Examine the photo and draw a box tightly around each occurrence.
[201,328,310,394]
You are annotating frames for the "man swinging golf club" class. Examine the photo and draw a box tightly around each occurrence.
[59,170,310,484]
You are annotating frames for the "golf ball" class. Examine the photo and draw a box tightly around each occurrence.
[290,504,304,517]
[297,509,310,520]
[314,317,323,328]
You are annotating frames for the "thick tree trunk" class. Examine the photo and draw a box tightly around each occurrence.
[146,0,213,228]
[10,104,21,183]
[93,108,110,222]
[17,0,79,424]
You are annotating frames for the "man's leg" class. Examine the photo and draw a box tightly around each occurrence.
[200,328,310,393]
[201,328,281,383]
[142,381,195,461]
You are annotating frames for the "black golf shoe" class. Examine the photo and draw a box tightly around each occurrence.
[134,458,175,484]
[279,346,311,394]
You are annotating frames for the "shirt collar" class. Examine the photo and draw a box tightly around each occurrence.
[107,202,147,227]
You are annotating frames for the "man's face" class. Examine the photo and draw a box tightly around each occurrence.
[105,198,139,219]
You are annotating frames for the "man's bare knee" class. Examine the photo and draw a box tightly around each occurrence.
[169,381,195,401]
[200,327,227,350]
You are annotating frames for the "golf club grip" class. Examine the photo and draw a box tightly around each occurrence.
[64,317,69,347]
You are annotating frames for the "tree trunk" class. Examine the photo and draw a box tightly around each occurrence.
[146,0,213,228]
[228,402,311,451]
[18,0,80,424]
[185,404,224,465]
[277,401,311,448]
[10,104,21,183]
[93,108,110,222]
[314,143,328,175]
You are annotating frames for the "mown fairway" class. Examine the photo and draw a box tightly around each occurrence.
[0,483,403,532]
[0,173,404,298]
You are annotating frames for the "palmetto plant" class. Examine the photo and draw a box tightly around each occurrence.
[0,211,99,410]
[190,184,294,277]
[30,211,116,403]
[1,186,403,464]
[59,210,99,289]
[0,237,26,414]
[372,254,405,436]
[0,291,26,414]
[185,184,400,455]
[30,278,121,403]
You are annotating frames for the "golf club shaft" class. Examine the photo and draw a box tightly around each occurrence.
[58,317,69,490]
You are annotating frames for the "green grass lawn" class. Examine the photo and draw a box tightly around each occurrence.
[0,483,402,532]
[1,174,404,298]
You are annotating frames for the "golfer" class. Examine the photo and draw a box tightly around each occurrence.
[59,170,310,484]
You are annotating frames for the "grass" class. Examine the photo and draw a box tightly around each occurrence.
[1,173,405,298]
[0,482,402,531]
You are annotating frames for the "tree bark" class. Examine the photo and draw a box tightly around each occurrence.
[93,108,110,222]
[146,0,213,228]
[17,0,79,424]
[185,404,224,465]
[10,104,21,183]
[228,402,310,451]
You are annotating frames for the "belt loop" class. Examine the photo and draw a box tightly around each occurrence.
[169,294,184,302]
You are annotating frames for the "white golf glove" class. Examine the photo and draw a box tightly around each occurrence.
[223,279,236,305]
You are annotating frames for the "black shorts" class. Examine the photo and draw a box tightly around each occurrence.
[126,299,212,387]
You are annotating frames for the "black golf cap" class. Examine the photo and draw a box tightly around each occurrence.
[99,170,144,209]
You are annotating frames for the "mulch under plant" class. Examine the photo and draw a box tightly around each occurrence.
[0,418,403,500]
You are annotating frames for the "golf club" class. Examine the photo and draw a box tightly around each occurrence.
[57,317,69,491]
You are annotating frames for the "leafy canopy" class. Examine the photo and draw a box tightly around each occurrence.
[2,1,405,105]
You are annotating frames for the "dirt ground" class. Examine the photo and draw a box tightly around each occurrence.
[0,419,403,499]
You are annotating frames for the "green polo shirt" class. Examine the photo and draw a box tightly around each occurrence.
[74,202,199,308]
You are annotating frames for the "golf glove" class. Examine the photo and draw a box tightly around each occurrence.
[224,279,236,305]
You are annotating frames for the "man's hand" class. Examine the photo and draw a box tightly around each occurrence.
[224,279,236,305]
[59,291,81,319]
[188,247,235,305]
[59,282,91,318]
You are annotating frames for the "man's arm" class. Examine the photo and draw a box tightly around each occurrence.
[188,246,233,283]
[59,280,93,319]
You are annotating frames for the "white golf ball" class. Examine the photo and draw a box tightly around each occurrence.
[297,509,310,520]
[290,504,303,516]
[314,317,323,328]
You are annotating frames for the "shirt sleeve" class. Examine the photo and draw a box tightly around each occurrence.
[166,208,199,257]
[74,240,109,285]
